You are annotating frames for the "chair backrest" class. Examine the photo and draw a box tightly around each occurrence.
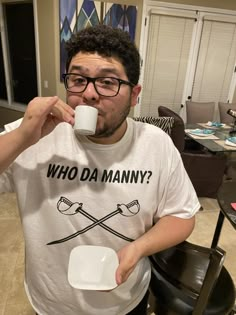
[186,101,215,123]
[218,102,236,124]
[158,106,185,153]
[181,151,227,198]
[149,241,234,314]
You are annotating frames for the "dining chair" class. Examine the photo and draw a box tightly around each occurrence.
[149,241,236,315]
[158,105,202,152]
[186,101,215,124]
[218,102,236,124]
[157,106,227,198]
[181,151,227,198]
[158,106,185,152]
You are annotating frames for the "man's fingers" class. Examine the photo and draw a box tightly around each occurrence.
[39,96,59,114]
[115,266,132,286]
[50,98,75,124]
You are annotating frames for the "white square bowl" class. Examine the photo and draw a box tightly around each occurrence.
[68,245,119,290]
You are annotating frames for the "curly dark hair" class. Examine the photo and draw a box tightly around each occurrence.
[65,24,140,85]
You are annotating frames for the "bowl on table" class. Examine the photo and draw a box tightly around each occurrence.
[189,129,215,137]
[206,121,225,128]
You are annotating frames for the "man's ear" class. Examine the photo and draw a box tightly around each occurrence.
[130,84,142,108]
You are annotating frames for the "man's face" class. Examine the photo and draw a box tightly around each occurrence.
[66,52,141,144]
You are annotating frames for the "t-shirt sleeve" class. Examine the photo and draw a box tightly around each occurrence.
[155,146,200,220]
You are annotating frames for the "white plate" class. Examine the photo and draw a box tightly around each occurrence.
[189,129,215,137]
[68,245,119,290]
[227,136,236,144]
[225,139,236,147]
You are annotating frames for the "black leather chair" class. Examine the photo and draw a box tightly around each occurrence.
[158,105,185,153]
[158,105,202,152]
[181,151,227,198]
[149,241,236,315]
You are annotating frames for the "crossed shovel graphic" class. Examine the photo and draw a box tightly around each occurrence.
[47,196,140,245]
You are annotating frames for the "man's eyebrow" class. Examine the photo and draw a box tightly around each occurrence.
[69,65,85,72]
[97,68,121,76]
[69,65,121,77]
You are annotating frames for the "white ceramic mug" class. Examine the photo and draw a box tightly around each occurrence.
[74,105,98,135]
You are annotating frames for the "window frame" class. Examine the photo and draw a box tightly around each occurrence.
[0,0,41,111]
[136,1,236,122]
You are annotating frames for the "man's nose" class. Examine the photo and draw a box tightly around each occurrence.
[82,81,99,100]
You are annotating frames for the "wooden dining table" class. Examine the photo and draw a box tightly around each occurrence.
[185,123,236,153]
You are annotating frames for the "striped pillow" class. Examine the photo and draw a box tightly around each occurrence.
[133,116,174,135]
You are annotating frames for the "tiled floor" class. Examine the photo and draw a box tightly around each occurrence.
[0,193,235,315]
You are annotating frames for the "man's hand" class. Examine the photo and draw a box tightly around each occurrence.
[0,96,75,174]
[18,96,75,147]
[115,215,196,287]
[115,242,142,286]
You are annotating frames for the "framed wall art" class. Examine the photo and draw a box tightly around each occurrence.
[59,0,137,80]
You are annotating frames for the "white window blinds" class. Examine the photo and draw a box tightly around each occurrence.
[192,16,236,103]
[140,12,196,116]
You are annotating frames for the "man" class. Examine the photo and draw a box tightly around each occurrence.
[0,25,200,314]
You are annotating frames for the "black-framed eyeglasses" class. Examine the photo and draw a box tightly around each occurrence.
[62,73,134,97]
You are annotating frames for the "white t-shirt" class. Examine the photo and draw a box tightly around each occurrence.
[0,118,200,315]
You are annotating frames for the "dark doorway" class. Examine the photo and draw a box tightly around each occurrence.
[4,1,38,104]
[0,33,7,100]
